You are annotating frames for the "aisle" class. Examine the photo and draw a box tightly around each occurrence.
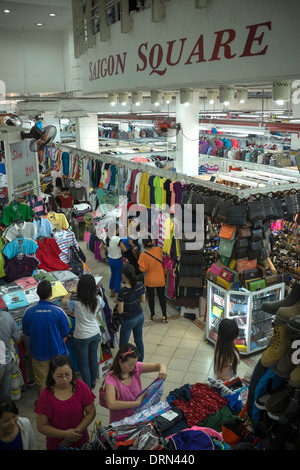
[15,242,260,450]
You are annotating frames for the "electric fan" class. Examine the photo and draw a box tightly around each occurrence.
[21,125,57,152]
[153,118,181,137]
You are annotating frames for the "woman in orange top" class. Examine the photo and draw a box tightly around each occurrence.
[138,238,167,323]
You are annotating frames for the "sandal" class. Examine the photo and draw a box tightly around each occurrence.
[162,317,168,324]
[151,315,156,321]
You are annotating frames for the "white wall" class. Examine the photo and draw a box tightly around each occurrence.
[0,27,66,94]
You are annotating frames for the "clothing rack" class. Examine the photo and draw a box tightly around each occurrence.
[58,143,300,199]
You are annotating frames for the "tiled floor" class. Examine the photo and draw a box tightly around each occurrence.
[16,242,261,450]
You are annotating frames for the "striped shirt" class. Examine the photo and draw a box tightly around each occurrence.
[54,230,79,263]
[117,281,145,320]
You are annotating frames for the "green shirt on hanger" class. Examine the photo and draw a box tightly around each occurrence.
[0,202,35,226]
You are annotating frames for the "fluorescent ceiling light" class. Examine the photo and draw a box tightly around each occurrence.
[4,9,10,13]
[276,100,285,106]
[49,13,56,16]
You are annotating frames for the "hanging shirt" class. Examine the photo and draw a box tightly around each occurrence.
[46,212,69,230]
[4,255,39,282]
[26,195,47,217]
[139,173,151,209]
[3,237,38,259]
[35,237,69,271]
[5,222,37,242]
[53,229,79,264]
[0,202,34,226]
[33,217,54,240]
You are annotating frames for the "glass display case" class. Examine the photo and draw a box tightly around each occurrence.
[206,280,285,355]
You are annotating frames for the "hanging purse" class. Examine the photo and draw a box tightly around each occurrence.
[247,198,266,221]
[238,226,251,238]
[251,229,263,242]
[227,203,248,226]
[249,240,262,252]
[215,198,233,223]
[219,238,235,257]
[235,246,249,259]
[219,223,236,240]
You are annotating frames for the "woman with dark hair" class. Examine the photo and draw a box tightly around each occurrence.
[35,354,96,450]
[138,237,167,323]
[104,343,167,423]
[101,224,127,300]
[213,318,240,381]
[0,396,36,450]
[61,274,104,389]
[117,264,146,360]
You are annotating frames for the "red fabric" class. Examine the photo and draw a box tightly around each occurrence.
[35,237,69,271]
[59,195,74,209]
[173,383,229,427]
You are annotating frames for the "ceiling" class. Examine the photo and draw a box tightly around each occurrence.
[0,0,72,31]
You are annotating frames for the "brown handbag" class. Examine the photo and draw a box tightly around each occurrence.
[238,226,251,238]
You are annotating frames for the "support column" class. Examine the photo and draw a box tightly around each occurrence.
[75,113,99,152]
[175,91,199,176]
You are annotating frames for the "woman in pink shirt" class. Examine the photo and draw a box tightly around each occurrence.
[35,354,96,450]
[104,343,167,423]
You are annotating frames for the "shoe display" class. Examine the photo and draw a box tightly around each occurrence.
[286,314,300,335]
[261,283,300,315]
[279,389,300,426]
[289,365,300,388]
[274,347,297,379]
[261,320,291,368]
[277,301,300,323]
[266,387,294,420]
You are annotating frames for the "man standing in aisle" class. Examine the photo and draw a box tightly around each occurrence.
[22,280,71,396]
[0,310,21,397]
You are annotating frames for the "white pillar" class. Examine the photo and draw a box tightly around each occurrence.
[41,112,61,143]
[175,91,199,176]
[75,113,99,152]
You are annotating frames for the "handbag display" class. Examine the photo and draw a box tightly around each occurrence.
[219,237,235,257]
[227,204,248,226]
[236,259,257,273]
[247,199,266,221]
[251,229,263,242]
[219,223,236,240]
[245,278,266,292]
[243,268,260,280]
[238,226,251,238]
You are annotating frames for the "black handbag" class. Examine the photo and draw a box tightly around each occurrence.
[251,229,263,242]
[236,247,249,259]
[247,199,266,221]
[249,250,260,260]
[250,240,262,252]
[227,204,248,226]
[215,198,233,223]
[272,198,284,218]
[236,238,249,248]
[244,268,260,280]
[263,197,276,219]
[204,195,219,216]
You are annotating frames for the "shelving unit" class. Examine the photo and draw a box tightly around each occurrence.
[206,281,285,355]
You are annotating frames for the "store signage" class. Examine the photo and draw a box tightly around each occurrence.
[88,22,271,81]
[9,141,38,188]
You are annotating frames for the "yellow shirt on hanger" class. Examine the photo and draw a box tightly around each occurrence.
[46,212,69,230]
[160,178,167,206]
[139,172,151,209]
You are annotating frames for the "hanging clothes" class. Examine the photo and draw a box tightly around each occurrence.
[35,237,70,271]
[46,212,69,230]
[3,237,38,259]
[5,222,37,242]
[0,202,35,226]
[33,217,54,240]
[53,229,79,264]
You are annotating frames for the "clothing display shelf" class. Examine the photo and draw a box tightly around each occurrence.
[206,280,285,355]
[59,143,295,198]
[199,155,300,182]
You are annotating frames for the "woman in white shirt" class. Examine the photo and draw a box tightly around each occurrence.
[101,226,127,301]
[62,274,105,389]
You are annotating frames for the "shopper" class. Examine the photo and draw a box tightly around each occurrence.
[0,396,36,450]
[35,354,96,450]
[104,343,167,423]
[22,280,71,396]
[117,264,146,361]
[101,225,127,300]
[213,318,240,381]
[0,310,21,397]
[61,274,104,389]
[138,237,167,322]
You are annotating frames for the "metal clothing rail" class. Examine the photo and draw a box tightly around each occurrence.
[57,144,300,199]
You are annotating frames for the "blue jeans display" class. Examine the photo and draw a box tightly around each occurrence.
[74,333,100,389]
[108,257,123,293]
[119,312,145,361]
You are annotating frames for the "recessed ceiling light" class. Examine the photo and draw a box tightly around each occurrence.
[36,23,43,26]
[4,10,10,13]
[49,13,55,17]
